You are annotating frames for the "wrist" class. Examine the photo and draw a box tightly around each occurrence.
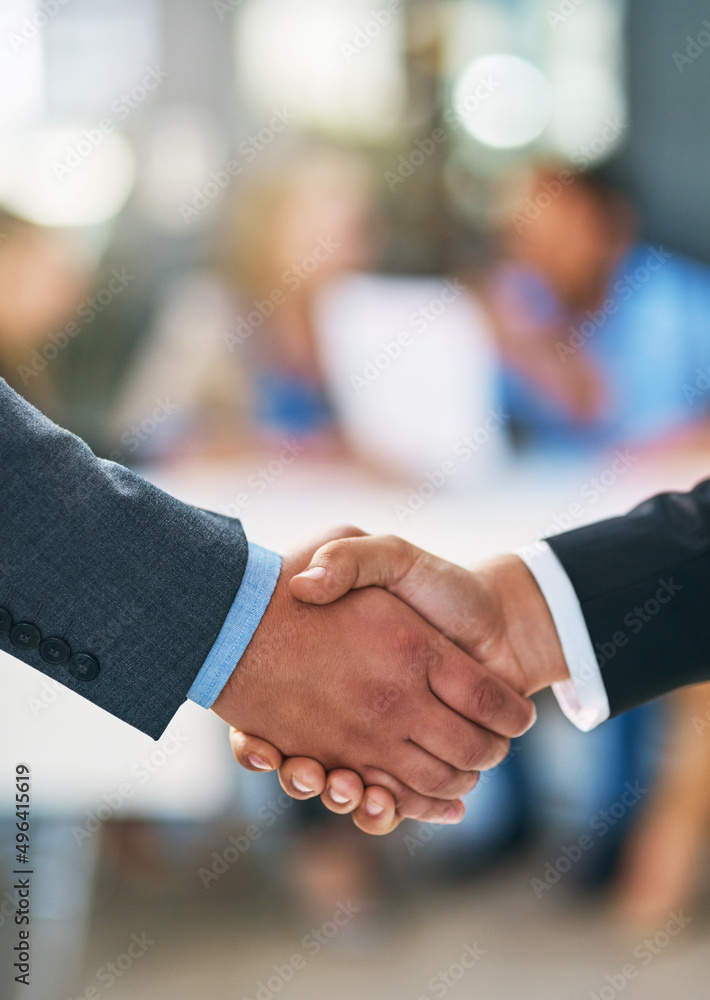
[481,554,570,696]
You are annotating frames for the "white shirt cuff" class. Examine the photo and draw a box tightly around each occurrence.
[516,541,609,731]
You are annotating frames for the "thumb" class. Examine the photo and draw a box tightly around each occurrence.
[289,534,422,605]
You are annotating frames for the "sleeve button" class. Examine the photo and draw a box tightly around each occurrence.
[69,654,100,682]
[10,623,41,651]
[40,638,71,666]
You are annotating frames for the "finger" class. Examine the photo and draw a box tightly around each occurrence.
[428,646,537,739]
[360,767,468,824]
[319,769,365,814]
[288,525,369,577]
[414,699,511,772]
[368,739,478,806]
[277,757,327,800]
[229,730,282,772]
[351,787,401,835]
[290,534,420,605]
[389,741,482,800]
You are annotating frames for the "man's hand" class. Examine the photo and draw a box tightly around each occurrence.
[289,532,569,699]
[213,533,537,827]
[230,531,569,834]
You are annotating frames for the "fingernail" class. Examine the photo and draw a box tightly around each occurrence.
[299,566,327,581]
[365,798,385,817]
[327,786,351,805]
[247,754,272,771]
[291,777,314,794]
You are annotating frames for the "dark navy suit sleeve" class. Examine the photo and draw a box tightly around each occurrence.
[547,478,710,718]
[0,379,249,739]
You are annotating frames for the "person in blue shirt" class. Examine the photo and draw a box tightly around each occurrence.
[483,168,710,455]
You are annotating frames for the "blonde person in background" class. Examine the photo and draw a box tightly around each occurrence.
[108,142,377,463]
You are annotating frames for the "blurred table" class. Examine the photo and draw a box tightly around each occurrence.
[2,444,708,819]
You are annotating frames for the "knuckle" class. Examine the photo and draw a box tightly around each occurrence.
[424,766,458,799]
[399,796,431,822]
[460,739,487,772]
[470,676,504,722]
[394,628,443,678]
[382,533,407,556]
[369,683,402,716]
[425,799,457,824]
[321,538,350,563]
[328,523,365,541]
[390,789,418,819]
[451,770,482,796]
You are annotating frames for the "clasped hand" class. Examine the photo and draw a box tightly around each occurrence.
[214,528,568,834]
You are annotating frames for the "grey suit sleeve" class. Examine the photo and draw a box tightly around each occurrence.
[0,379,249,739]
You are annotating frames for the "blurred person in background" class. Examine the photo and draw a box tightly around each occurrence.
[386,163,710,906]
[480,167,710,456]
[222,142,377,450]
[108,141,377,463]
[108,143,392,935]
[0,208,92,422]
[452,166,710,918]
[613,681,710,925]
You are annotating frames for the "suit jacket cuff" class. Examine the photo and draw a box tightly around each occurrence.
[517,542,610,731]
[187,544,282,708]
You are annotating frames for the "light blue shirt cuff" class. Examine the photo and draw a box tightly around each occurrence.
[187,543,282,709]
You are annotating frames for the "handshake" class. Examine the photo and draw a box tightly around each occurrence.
[213,527,571,836]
